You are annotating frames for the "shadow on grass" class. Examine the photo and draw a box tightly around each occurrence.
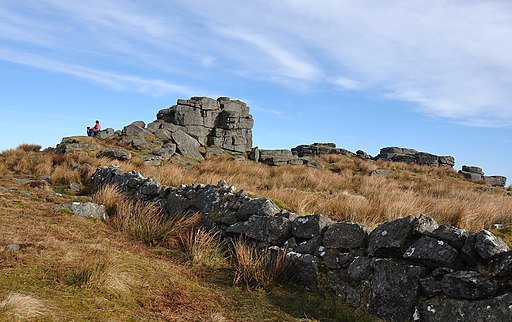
[206,269,376,321]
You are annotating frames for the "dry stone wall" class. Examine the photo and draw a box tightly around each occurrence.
[91,165,512,322]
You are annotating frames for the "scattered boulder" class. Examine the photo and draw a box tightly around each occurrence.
[484,176,507,187]
[369,169,391,177]
[356,150,371,160]
[462,165,484,175]
[56,136,100,154]
[122,121,152,137]
[98,148,132,161]
[56,202,106,220]
[4,243,21,251]
[258,149,297,166]
[98,128,116,139]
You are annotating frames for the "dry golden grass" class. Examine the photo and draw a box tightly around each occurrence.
[0,293,48,320]
[2,143,512,232]
[92,184,125,216]
[232,239,293,290]
[180,229,227,268]
[107,197,202,247]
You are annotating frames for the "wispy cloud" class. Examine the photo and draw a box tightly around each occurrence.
[175,0,512,126]
[0,47,200,97]
[3,0,512,126]
[215,27,321,81]
[330,77,362,91]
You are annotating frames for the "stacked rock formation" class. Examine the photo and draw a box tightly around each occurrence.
[249,148,321,168]
[375,147,455,167]
[291,143,354,158]
[56,97,253,164]
[155,96,253,153]
[459,165,507,187]
[92,165,512,322]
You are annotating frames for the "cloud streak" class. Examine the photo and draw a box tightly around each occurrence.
[0,47,200,97]
[2,0,512,126]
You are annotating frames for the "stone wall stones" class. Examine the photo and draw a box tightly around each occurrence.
[91,165,512,322]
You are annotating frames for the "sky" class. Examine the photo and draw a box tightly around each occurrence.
[1,0,512,183]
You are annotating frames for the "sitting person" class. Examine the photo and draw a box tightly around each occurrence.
[87,120,101,137]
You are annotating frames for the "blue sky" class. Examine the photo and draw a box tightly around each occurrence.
[2,0,512,182]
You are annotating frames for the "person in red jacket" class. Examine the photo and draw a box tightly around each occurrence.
[87,120,101,137]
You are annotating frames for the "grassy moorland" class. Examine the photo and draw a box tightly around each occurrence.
[1,143,511,320]
[0,144,375,321]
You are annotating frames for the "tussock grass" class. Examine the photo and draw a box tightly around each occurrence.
[93,184,125,216]
[180,229,227,268]
[17,144,42,152]
[0,293,48,320]
[232,239,294,290]
[2,141,512,231]
[108,198,201,247]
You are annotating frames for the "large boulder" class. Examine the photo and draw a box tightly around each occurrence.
[56,136,100,154]
[122,122,152,137]
[374,147,454,168]
[484,176,507,187]
[291,143,353,157]
[171,129,204,160]
[258,149,297,166]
